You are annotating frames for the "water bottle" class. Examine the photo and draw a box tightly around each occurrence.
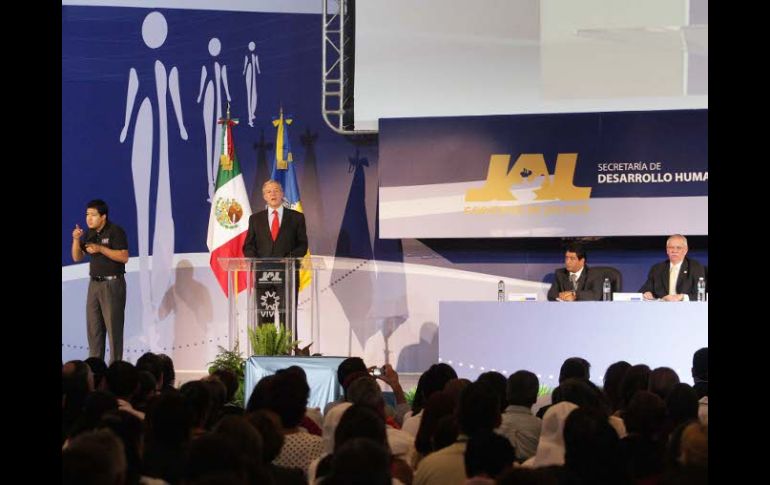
[697,277,706,301]
[602,277,612,301]
[498,280,505,302]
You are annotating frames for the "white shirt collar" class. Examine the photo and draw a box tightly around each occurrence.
[570,267,584,280]
[267,205,284,224]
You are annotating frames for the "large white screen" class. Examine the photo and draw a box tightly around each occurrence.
[354,0,707,130]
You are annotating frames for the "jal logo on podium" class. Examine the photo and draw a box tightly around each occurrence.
[258,271,283,283]
[465,153,592,202]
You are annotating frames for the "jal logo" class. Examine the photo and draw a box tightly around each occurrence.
[258,271,283,283]
[465,153,592,202]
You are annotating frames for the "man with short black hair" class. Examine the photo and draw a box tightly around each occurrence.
[72,199,129,363]
[547,244,602,301]
[497,370,542,461]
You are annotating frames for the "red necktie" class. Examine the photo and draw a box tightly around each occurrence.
[271,210,280,241]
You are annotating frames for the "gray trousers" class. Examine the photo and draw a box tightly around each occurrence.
[86,277,126,363]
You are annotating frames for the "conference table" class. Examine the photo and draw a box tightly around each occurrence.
[438,301,707,387]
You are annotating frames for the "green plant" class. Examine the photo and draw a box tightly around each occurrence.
[538,384,552,397]
[248,323,299,356]
[404,387,418,406]
[208,340,246,407]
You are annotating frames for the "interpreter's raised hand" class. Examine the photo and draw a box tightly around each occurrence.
[72,224,84,240]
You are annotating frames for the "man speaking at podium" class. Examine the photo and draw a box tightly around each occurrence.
[243,180,308,324]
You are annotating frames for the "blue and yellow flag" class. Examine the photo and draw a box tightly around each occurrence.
[271,107,311,290]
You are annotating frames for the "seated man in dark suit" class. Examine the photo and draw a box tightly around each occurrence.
[640,234,706,301]
[547,244,602,301]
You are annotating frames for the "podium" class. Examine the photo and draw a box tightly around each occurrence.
[217,257,326,355]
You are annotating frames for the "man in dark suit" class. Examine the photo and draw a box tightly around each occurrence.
[243,180,308,258]
[640,234,706,301]
[243,180,308,324]
[547,244,602,301]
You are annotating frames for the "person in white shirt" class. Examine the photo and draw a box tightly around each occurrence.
[496,370,542,462]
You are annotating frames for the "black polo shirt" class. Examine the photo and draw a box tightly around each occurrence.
[80,221,128,277]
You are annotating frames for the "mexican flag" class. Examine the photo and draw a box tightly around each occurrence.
[207,113,252,296]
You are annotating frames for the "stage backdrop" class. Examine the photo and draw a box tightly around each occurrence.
[62,2,707,380]
[379,110,707,238]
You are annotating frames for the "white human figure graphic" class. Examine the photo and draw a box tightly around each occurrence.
[197,37,232,201]
[243,41,260,127]
[119,11,188,345]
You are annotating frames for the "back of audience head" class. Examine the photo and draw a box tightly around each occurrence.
[63,360,96,436]
[443,377,471,404]
[335,404,388,452]
[458,381,502,436]
[337,357,368,394]
[666,383,699,429]
[213,415,267,484]
[559,357,591,383]
[135,370,158,406]
[477,371,508,413]
[200,377,229,427]
[691,348,707,381]
[325,437,392,485]
[66,390,119,440]
[648,367,680,401]
[624,390,666,440]
[413,363,458,415]
[563,407,628,484]
[415,390,458,456]
[691,347,708,399]
[245,409,284,463]
[464,431,516,480]
[346,375,385,415]
[506,370,539,409]
[96,410,144,485]
[210,369,239,404]
[106,361,139,400]
[678,421,707,468]
[619,364,651,412]
[557,378,609,415]
[258,370,310,429]
[84,357,108,390]
[183,433,246,484]
[63,428,126,485]
[180,380,214,431]
[245,374,275,413]
[145,390,193,447]
[603,360,631,413]
[136,352,163,389]
[157,353,176,390]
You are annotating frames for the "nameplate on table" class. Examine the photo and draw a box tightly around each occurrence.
[508,293,538,302]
